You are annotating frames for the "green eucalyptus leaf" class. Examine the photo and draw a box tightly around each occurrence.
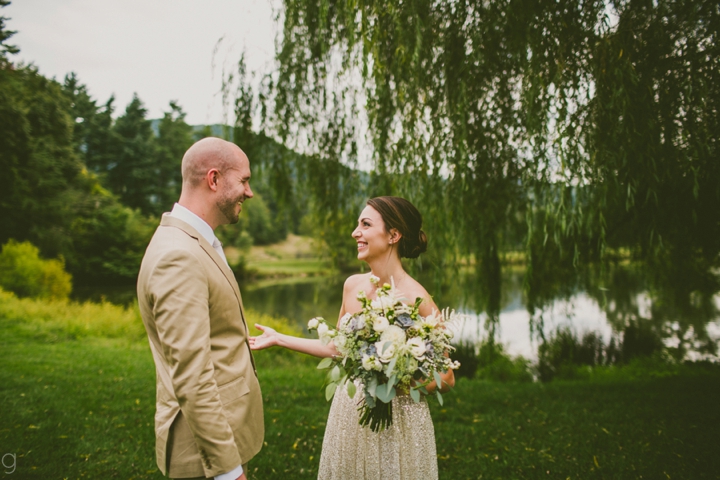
[368,377,378,397]
[346,381,357,399]
[409,387,420,403]
[317,358,333,370]
[376,383,396,404]
[386,356,398,376]
[325,382,338,402]
[433,370,443,389]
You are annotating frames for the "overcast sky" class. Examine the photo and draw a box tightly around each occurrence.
[5,0,279,125]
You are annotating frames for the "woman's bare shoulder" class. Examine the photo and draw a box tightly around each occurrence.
[402,277,438,314]
[401,277,431,303]
[343,273,370,291]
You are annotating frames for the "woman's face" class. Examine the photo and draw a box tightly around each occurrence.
[352,205,395,262]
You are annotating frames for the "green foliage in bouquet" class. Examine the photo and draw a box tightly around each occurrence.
[308,276,460,432]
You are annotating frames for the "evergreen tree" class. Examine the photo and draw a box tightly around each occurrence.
[0,0,18,60]
[63,73,119,176]
[155,101,193,214]
[109,94,158,214]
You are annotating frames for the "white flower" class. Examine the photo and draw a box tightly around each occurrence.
[307,318,319,330]
[356,315,367,330]
[334,333,347,348]
[338,313,352,328]
[317,323,334,345]
[406,337,426,358]
[375,341,397,362]
[373,316,389,333]
[380,325,406,345]
[422,311,439,328]
[362,354,382,371]
[334,333,349,355]
[371,295,396,311]
[370,275,380,285]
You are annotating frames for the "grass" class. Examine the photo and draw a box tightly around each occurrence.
[1,293,719,479]
[225,234,335,278]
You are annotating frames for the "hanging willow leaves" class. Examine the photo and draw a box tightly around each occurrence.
[263,0,719,317]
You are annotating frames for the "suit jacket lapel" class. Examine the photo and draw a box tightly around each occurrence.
[160,215,247,326]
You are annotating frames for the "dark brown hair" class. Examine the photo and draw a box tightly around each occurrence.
[366,196,428,259]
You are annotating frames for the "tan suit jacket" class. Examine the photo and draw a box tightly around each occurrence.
[137,214,264,478]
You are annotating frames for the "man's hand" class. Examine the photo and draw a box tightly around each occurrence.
[249,324,280,350]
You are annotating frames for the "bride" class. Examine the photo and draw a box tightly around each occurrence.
[249,196,455,480]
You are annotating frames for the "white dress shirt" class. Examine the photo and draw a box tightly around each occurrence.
[168,203,228,265]
[167,203,241,479]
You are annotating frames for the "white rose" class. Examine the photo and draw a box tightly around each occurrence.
[380,325,406,345]
[362,354,382,371]
[317,323,333,345]
[334,333,347,349]
[308,318,319,330]
[373,316,389,333]
[406,337,426,358]
[333,334,349,354]
[375,341,397,362]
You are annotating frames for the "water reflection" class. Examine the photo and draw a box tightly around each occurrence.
[241,262,720,362]
[73,260,720,362]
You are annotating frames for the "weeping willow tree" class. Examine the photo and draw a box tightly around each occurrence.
[259,0,719,322]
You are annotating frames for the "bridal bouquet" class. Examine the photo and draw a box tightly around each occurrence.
[308,276,461,432]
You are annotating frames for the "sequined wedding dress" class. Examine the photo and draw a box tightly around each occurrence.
[317,382,438,480]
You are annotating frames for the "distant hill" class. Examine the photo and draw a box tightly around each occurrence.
[149,119,233,141]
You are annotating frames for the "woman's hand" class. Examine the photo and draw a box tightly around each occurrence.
[249,324,281,350]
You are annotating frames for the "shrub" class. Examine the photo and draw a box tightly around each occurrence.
[476,339,533,383]
[0,287,302,343]
[537,324,666,382]
[0,288,144,340]
[0,240,72,300]
[452,339,534,383]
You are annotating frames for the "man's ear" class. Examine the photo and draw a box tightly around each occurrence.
[206,169,220,191]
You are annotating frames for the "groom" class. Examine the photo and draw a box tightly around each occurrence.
[137,137,263,480]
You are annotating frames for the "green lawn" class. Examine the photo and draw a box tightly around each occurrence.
[246,258,332,277]
[1,315,719,479]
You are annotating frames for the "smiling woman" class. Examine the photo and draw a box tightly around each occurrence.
[250,195,454,480]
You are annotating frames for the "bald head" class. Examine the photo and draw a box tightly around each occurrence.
[181,137,247,190]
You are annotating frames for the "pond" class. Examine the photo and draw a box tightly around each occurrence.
[240,266,720,361]
[73,263,720,361]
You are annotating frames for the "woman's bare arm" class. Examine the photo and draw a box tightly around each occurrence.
[249,324,338,358]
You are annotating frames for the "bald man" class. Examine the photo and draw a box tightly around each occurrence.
[137,138,263,480]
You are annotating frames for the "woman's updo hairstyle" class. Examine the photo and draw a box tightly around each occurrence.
[366,196,428,259]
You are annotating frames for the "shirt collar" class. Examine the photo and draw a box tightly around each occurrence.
[169,203,217,246]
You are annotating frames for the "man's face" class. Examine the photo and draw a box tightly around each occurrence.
[216,156,253,225]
